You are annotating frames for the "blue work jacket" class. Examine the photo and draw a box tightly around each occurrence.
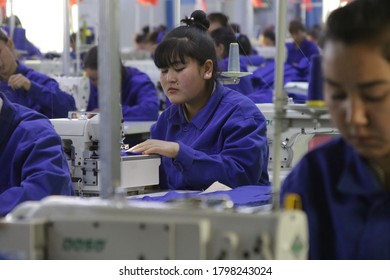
[281,137,390,259]
[249,59,307,103]
[22,40,44,60]
[217,56,255,97]
[87,66,159,121]
[151,81,269,191]
[0,61,76,118]
[0,92,74,216]
[285,38,320,67]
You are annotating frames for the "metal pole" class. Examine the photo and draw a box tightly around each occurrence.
[245,0,254,38]
[9,0,14,40]
[62,0,71,76]
[74,0,81,75]
[98,0,121,199]
[148,5,153,31]
[174,0,180,27]
[272,0,287,210]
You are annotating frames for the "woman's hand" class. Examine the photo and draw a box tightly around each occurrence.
[129,139,179,158]
[8,74,31,91]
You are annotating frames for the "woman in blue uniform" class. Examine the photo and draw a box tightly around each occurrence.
[285,19,320,81]
[0,29,76,119]
[281,0,390,259]
[0,92,74,216]
[130,10,269,191]
[83,46,160,121]
[209,27,255,98]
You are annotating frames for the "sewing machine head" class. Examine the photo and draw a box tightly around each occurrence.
[50,115,160,196]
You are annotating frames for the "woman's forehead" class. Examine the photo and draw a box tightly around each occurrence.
[323,41,390,85]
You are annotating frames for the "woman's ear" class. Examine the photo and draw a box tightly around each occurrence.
[203,59,213,80]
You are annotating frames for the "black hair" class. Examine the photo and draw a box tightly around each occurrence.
[324,0,390,61]
[209,27,237,58]
[83,45,126,78]
[288,19,305,34]
[207,12,229,28]
[83,45,98,70]
[70,32,77,44]
[236,33,252,55]
[3,15,22,27]
[308,24,322,40]
[153,10,217,80]
[230,23,240,34]
[0,28,9,43]
[262,25,275,45]
[146,25,167,45]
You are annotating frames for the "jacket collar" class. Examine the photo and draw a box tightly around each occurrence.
[168,81,224,130]
[337,141,382,195]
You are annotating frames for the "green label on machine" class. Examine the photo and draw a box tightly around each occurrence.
[62,238,106,253]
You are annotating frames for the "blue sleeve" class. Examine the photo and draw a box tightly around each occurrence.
[28,81,76,118]
[121,69,160,121]
[23,40,44,59]
[87,82,98,111]
[172,115,269,188]
[22,67,76,118]
[0,122,74,216]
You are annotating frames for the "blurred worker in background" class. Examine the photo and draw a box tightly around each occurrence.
[210,26,255,98]
[0,28,76,118]
[207,12,232,33]
[285,19,320,80]
[83,45,159,121]
[2,15,44,60]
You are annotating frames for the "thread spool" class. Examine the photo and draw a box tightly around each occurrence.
[228,43,240,72]
[220,42,252,84]
[306,54,325,107]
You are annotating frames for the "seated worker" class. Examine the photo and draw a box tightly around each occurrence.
[207,12,231,33]
[259,25,275,47]
[0,29,76,118]
[307,23,323,47]
[130,10,270,191]
[69,32,87,62]
[128,25,151,60]
[249,60,305,104]
[236,33,265,67]
[144,25,167,58]
[209,27,255,97]
[0,91,74,216]
[3,15,44,60]
[281,0,390,259]
[83,46,160,121]
[286,19,320,80]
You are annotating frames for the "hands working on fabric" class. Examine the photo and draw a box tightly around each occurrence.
[129,139,179,159]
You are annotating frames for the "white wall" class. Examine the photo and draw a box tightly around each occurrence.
[8,0,332,54]
[9,0,65,53]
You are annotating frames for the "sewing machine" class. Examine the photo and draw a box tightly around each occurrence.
[24,59,65,76]
[53,75,91,111]
[0,195,308,260]
[1,114,309,260]
[257,103,337,172]
[50,115,160,196]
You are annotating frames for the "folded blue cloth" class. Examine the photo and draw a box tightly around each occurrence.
[121,151,143,156]
[130,185,272,207]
